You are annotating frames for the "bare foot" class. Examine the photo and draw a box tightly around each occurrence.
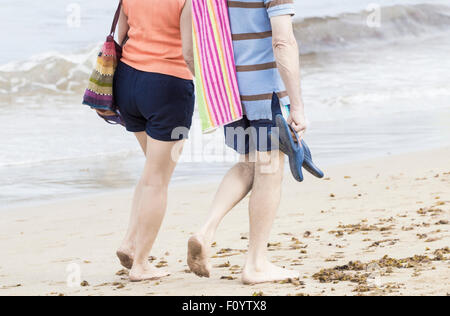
[129,263,170,282]
[187,235,211,278]
[116,248,134,270]
[242,262,300,285]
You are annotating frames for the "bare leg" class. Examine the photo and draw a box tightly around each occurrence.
[242,151,299,285]
[117,132,147,269]
[128,136,183,282]
[134,131,149,154]
[188,156,255,277]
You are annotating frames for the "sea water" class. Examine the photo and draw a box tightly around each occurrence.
[0,0,449,208]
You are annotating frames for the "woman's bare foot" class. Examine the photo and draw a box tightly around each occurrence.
[242,262,300,285]
[187,235,211,278]
[116,247,134,270]
[129,263,170,282]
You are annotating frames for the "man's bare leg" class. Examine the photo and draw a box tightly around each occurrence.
[242,151,299,285]
[117,132,147,269]
[188,156,255,277]
[129,136,183,282]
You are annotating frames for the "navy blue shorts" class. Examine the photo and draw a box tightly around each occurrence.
[113,61,195,142]
[224,93,286,155]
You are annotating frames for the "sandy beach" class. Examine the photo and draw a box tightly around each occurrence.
[0,147,449,296]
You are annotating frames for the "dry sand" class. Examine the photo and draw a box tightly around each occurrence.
[0,147,449,296]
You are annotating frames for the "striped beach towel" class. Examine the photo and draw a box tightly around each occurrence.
[192,0,243,133]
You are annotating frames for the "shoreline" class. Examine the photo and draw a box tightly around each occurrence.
[3,139,450,211]
[0,147,449,296]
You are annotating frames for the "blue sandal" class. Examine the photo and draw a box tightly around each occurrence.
[275,114,305,182]
[301,139,324,179]
[275,114,324,181]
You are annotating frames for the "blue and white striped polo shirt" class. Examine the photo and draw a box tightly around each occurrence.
[228,0,296,120]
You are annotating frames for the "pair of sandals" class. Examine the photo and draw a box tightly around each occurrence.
[275,114,324,182]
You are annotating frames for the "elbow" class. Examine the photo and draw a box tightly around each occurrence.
[183,52,194,66]
[272,35,298,52]
[183,49,195,71]
[184,56,195,69]
[185,60,195,75]
[182,44,193,61]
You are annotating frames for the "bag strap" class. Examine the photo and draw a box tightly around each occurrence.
[110,0,123,36]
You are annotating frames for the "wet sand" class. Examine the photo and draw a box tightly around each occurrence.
[0,147,449,296]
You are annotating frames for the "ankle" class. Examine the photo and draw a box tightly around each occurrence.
[195,230,212,246]
[244,258,269,272]
[132,256,149,268]
[119,240,135,251]
[199,223,219,244]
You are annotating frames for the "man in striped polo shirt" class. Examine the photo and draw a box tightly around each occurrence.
[188,0,307,284]
[229,0,296,121]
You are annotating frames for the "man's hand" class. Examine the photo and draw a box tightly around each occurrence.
[287,109,307,138]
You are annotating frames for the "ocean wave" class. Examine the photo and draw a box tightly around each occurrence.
[0,4,449,99]
[294,4,450,54]
[0,45,100,99]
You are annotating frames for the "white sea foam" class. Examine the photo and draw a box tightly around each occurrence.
[293,0,450,19]
[0,3,449,100]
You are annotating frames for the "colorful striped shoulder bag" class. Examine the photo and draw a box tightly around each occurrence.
[82,0,125,126]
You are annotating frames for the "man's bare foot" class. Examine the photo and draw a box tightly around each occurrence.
[242,262,300,285]
[129,263,170,282]
[187,235,211,278]
[116,248,134,270]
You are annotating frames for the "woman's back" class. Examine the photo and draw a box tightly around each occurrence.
[122,0,192,80]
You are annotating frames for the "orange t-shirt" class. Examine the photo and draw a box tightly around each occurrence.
[121,0,192,80]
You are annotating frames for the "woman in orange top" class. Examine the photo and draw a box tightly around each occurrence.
[114,0,194,282]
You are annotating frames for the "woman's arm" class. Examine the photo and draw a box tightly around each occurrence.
[117,7,129,46]
[180,0,195,76]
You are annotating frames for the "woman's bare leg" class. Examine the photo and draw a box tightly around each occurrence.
[125,135,183,281]
[117,132,148,269]
[188,156,255,277]
[242,151,299,285]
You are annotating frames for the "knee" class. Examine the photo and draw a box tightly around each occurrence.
[254,154,284,182]
[237,162,255,177]
[234,162,255,189]
[139,174,169,193]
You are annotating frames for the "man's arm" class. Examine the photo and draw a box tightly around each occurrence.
[271,15,307,135]
[180,0,195,76]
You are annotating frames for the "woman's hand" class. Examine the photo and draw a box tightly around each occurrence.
[287,109,308,138]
